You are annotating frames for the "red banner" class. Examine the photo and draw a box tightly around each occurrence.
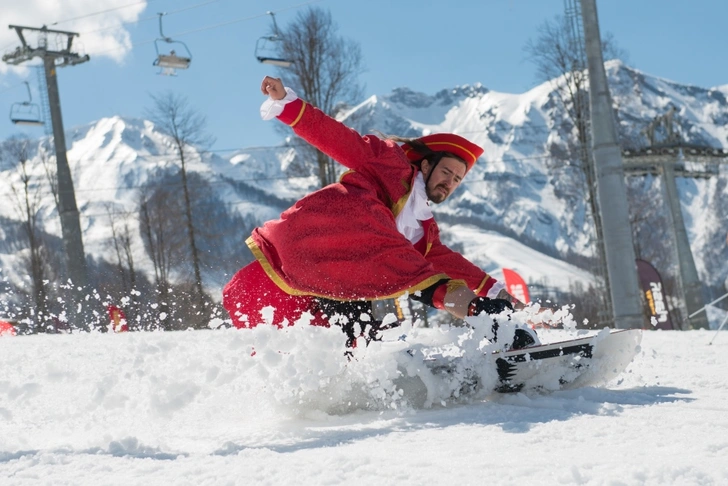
[636,259,673,330]
[502,268,530,304]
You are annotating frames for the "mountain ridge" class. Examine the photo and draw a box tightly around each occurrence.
[1,61,726,314]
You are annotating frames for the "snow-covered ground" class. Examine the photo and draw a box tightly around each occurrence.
[2,313,728,486]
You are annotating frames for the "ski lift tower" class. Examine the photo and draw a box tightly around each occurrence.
[3,24,91,327]
[580,0,645,329]
[563,0,614,328]
[622,109,727,330]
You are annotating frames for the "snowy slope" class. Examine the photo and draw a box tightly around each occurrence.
[0,326,727,485]
[440,223,595,291]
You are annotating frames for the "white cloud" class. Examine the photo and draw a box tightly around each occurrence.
[1,0,146,73]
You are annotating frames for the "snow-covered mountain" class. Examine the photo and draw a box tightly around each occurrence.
[1,60,726,320]
[337,60,728,296]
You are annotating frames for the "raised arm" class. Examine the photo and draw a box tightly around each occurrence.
[259,76,392,171]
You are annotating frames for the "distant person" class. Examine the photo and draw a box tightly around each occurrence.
[223,76,540,350]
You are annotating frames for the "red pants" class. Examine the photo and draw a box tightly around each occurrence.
[222,260,330,328]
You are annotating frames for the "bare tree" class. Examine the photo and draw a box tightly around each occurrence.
[105,203,138,293]
[145,92,214,310]
[523,15,626,168]
[273,7,365,187]
[138,183,186,330]
[1,136,55,331]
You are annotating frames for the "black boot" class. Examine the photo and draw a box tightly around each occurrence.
[467,297,539,350]
[511,327,539,350]
[316,298,383,352]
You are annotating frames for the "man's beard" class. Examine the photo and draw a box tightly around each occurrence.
[426,184,449,204]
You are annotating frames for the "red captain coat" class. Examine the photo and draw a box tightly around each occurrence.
[246,97,497,302]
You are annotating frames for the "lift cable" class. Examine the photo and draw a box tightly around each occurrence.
[49,1,157,26]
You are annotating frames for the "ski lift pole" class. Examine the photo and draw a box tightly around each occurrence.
[688,292,728,319]
[22,80,32,101]
[267,11,281,35]
[688,291,728,345]
[157,12,171,41]
[708,314,728,346]
[3,24,91,329]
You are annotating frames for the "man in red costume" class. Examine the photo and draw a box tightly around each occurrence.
[223,76,537,349]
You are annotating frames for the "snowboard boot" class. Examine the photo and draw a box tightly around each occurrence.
[490,321,540,350]
[467,297,540,350]
[510,326,540,350]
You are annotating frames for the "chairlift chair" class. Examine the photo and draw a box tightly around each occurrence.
[255,36,293,67]
[9,81,43,126]
[254,11,293,68]
[153,13,192,76]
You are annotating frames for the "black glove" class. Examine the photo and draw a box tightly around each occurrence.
[467,297,513,317]
[468,297,537,349]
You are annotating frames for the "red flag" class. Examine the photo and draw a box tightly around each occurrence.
[108,305,129,333]
[0,320,16,336]
[502,268,530,304]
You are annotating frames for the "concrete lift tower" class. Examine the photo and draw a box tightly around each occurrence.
[622,111,727,330]
[563,0,614,328]
[580,0,645,329]
[3,25,91,328]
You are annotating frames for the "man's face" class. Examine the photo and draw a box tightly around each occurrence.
[422,156,467,204]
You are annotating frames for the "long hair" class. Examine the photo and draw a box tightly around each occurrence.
[379,133,466,167]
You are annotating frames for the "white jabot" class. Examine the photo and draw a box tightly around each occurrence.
[395,172,432,244]
[260,87,299,120]
[395,173,505,297]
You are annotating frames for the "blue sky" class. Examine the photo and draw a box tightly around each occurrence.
[1,0,727,153]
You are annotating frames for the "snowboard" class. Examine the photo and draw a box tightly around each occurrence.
[492,328,643,392]
[420,328,643,394]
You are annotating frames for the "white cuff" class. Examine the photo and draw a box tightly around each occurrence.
[260,87,299,120]
[486,280,506,299]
